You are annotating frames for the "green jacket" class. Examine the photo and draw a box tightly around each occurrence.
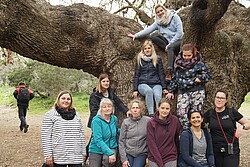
[89,114,118,156]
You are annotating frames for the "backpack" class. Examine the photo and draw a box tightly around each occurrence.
[18,88,30,103]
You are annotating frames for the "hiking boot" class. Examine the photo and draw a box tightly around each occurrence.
[165,69,173,81]
[24,125,29,133]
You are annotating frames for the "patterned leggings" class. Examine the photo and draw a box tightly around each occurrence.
[177,90,205,129]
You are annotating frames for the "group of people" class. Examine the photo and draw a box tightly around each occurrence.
[25,3,248,167]
[39,75,250,167]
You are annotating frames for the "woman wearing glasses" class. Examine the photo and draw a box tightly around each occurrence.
[204,90,250,167]
[128,4,184,80]
[166,43,211,129]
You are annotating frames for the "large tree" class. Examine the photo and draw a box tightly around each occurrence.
[0,0,250,111]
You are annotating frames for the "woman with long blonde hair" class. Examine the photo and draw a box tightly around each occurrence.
[128,4,184,80]
[133,40,167,117]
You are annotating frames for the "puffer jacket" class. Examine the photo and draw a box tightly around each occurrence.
[133,55,167,91]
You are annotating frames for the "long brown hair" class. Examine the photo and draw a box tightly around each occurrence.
[96,73,109,93]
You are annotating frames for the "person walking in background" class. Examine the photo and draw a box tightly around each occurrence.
[89,98,119,167]
[13,81,34,133]
[166,43,211,129]
[204,90,250,167]
[119,99,150,167]
[147,98,180,167]
[86,73,129,161]
[128,4,184,80]
[133,40,167,117]
[41,90,86,167]
[178,110,215,167]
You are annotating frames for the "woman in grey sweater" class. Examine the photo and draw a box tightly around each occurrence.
[119,99,150,167]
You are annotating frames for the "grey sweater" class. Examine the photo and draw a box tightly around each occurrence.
[119,116,150,163]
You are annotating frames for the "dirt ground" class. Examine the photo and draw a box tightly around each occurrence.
[0,106,250,167]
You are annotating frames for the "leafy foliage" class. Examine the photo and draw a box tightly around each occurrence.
[5,56,97,96]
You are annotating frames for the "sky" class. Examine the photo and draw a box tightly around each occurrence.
[47,0,250,8]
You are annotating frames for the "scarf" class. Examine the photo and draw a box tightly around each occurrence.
[174,52,201,70]
[56,107,76,120]
[141,55,152,62]
[156,9,174,26]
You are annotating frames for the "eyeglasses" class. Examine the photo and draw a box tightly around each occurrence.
[215,96,226,100]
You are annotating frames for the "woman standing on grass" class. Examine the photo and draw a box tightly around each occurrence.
[147,98,180,167]
[41,90,86,167]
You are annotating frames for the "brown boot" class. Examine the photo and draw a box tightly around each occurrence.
[165,69,173,81]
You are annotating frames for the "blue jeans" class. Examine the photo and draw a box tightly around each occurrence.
[138,84,162,115]
[126,154,147,167]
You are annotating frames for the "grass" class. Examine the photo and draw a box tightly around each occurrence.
[0,85,90,115]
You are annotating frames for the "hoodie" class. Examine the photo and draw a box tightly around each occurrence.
[147,111,181,167]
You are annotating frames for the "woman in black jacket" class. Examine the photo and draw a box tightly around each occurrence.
[85,73,129,162]
[133,40,167,117]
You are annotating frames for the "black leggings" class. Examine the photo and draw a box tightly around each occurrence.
[214,151,240,167]
[150,34,181,69]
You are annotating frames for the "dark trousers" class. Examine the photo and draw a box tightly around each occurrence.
[214,151,240,167]
[18,105,28,128]
[150,34,181,69]
[126,154,147,167]
[54,164,82,167]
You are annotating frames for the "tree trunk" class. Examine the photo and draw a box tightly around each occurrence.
[0,0,250,111]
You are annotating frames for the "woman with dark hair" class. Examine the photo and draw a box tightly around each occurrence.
[88,73,129,128]
[147,98,180,167]
[178,110,215,167]
[41,90,86,167]
[166,43,211,129]
[133,40,167,117]
[128,4,183,80]
[203,90,250,167]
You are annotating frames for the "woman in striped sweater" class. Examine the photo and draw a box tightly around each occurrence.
[41,90,86,167]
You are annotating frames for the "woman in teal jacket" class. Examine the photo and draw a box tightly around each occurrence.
[89,98,118,167]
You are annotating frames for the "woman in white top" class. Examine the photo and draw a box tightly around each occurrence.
[41,90,86,167]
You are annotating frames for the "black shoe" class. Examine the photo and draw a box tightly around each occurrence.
[24,125,29,133]
[19,126,23,131]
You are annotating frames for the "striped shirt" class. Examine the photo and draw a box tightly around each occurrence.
[41,108,86,164]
